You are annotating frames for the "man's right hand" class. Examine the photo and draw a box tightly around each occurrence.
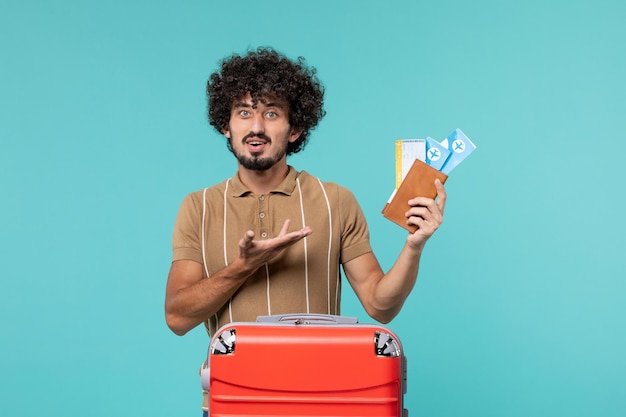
[165,219,312,335]
[237,219,312,269]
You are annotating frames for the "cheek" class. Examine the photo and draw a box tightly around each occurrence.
[225,120,248,139]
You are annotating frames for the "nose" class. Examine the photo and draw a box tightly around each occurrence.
[250,112,265,134]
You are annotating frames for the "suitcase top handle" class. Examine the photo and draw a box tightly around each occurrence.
[210,316,402,358]
[256,313,359,325]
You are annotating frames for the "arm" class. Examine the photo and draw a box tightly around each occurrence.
[165,219,312,335]
[343,179,446,323]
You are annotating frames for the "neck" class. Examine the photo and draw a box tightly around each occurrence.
[237,162,290,195]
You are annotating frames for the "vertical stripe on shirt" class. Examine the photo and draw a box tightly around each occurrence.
[222,179,234,324]
[201,187,213,335]
[265,263,271,315]
[316,178,333,315]
[295,178,310,313]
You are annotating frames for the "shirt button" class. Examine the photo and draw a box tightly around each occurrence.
[259,212,265,219]
[261,232,268,238]
[259,196,265,201]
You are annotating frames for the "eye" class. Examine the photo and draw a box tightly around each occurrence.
[238,109,250,117]
[266,111,278,119]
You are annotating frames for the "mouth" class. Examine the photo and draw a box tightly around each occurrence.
[245,136,270,153]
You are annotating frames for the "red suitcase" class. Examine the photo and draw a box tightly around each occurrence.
[204,314,408,416]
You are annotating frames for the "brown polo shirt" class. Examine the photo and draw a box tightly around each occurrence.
[172,166,372,335]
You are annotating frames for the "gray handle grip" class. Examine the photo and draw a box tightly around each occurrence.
[256,313,359,325]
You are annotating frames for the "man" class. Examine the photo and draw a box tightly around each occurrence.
[165,48,445,411]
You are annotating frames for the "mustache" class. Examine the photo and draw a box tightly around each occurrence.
[243,132,272,142]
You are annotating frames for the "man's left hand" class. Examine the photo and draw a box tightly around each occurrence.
[405,179,446,248]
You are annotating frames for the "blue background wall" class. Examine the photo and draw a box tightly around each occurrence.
[1,1,625,416]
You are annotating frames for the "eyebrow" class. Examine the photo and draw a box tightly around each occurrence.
[264,101,287,109]
[232,100,287,110]
[233,101,252,108]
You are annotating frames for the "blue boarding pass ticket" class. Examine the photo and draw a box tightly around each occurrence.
[440,128,477,175]
[425,136,451,171]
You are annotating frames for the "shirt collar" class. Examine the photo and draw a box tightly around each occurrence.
[229,166,299,197]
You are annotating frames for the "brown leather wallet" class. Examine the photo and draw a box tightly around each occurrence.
[381,158,448,233]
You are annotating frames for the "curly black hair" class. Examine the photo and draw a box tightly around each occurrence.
[206,47,326,155]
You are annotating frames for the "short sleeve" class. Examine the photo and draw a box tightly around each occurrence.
[337,186,372,264]
[172,192,204,264]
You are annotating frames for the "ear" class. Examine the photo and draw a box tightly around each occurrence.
[288,127,302,143]
[222,125,231,139]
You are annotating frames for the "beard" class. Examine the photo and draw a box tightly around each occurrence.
[228,132,288,171]
[236,152,286,171]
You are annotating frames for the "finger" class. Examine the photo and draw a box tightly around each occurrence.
[407,215,424,231]
[405,206,429,220]
[407,195,436,208]
[434,179,447,215]
[239,230,255,250]
[406,204,442,228]
[407,214,439,236]
[276,226,312,247]
[405,202,438,221]
[278,219,291,236]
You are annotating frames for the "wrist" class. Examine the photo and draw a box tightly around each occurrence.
[404,239,425,256]
[230,255,260,278]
